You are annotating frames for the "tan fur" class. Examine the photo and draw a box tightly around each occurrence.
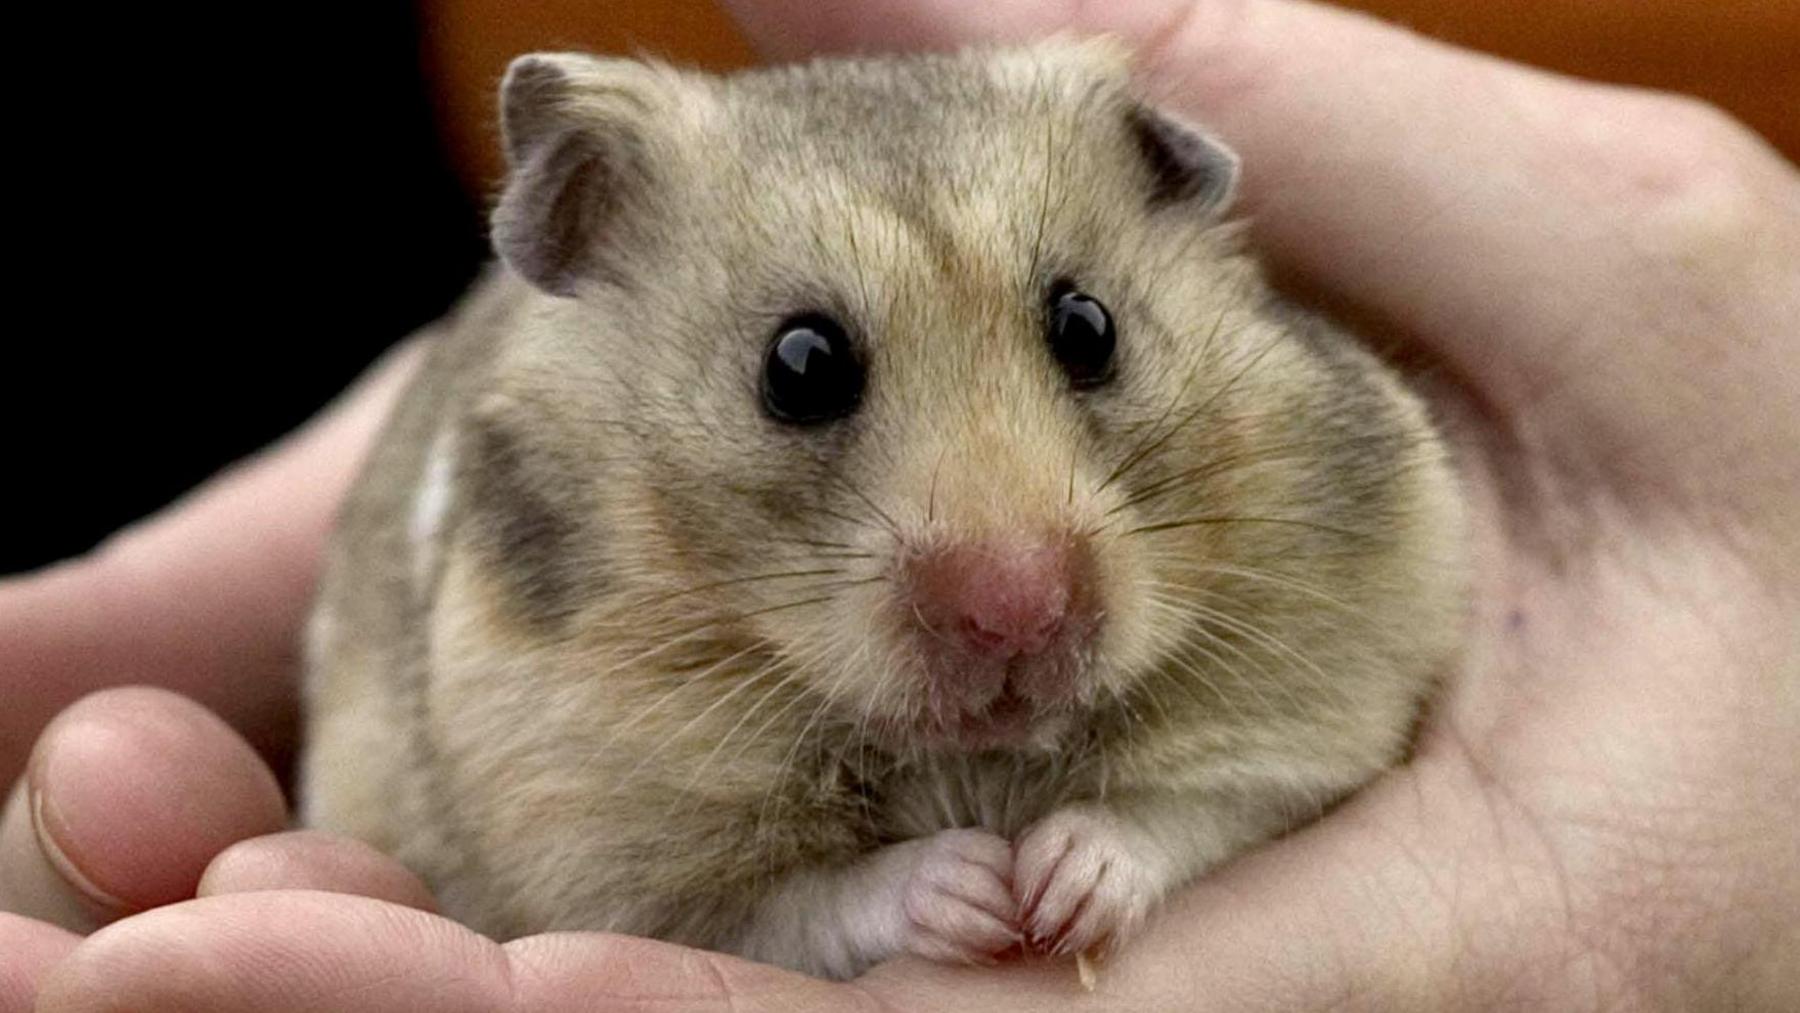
[301,41,1467,977]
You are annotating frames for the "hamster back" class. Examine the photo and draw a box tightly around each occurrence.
[300,40,1466,979]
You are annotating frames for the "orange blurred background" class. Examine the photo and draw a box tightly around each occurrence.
[419,0,1799,193]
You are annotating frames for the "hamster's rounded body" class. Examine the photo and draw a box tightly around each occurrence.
[302,42,1466,979]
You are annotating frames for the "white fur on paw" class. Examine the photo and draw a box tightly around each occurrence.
[900,828,1021,965]
[1014,808,1163,956]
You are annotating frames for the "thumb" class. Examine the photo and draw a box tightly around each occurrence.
[0,688,286,931]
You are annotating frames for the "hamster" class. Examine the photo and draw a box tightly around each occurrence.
[300,40,1467,981]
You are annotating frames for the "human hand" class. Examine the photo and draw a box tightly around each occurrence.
[0,341,422,1010]
[9,0,1799,1009]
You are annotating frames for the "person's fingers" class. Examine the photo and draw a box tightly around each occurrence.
[34,891,865,1013]
[723,0,1800,506]
[720,0,1034,61]
[27,750,1797,1013]
[0,688,285,932]
[0,770,1618,1013]
[34,892,507,1013]
[0,913,80,1013]
[0,337,424,790]
[198,830,438,913]
[6,782,1655,1013]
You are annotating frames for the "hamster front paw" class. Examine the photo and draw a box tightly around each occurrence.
[897,828,1022,964]
[1014,806,1166,956]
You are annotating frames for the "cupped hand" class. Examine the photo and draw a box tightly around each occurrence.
[6,1,1798,1009]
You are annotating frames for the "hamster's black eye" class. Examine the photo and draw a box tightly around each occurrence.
[1046,282,1116,388]
[762,314,864,424]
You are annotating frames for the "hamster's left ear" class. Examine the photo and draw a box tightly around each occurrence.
[1126,105,1241,215]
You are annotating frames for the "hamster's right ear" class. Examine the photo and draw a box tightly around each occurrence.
[1126,105,1240,216]
[492,53,690,297]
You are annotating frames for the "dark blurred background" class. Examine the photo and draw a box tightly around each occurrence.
[7,1,1795,575]
[4,6,486,574]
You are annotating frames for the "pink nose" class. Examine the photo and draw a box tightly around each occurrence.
[906,539,1083,658]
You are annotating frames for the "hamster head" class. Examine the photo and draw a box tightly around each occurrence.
[475,41,1463,758]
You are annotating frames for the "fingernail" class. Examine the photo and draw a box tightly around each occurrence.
[0,774,106,932]
[30,769,135,921]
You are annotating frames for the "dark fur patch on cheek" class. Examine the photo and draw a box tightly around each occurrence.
[460,421,587,627]
[728,428,863,540]
[744,475,815,531]
[649,473,812,575]
[1267,305,1423,533]
[1314,424,1412,527]
[1306,372,1417,531]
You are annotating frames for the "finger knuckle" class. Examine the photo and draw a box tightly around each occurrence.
[976,839,1010,864]
[1576,89,1770,253]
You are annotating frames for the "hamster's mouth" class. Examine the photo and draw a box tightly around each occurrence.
[923,678,1077,751]
[947,683,1036,747]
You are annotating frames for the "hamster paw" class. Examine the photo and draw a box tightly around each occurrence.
[899,828,1021,964]
[1014,807,1163,956]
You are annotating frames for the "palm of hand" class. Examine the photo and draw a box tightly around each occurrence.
[1254,437,1799,1007]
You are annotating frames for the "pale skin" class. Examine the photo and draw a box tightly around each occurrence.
[3,0,1797,1008]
